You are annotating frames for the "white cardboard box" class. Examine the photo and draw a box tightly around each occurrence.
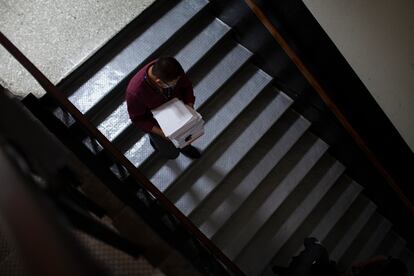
[151,98,204,148]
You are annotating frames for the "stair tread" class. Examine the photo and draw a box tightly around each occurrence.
[190,40,252,107]
[329,198,376,262]
[68,0,209,114]
[193,110,310,238]
[96,17,230,142]
[97,101,130,142]
[213,133,329,260]
[124,42,252,169]
[174,18,230,72]
[268,175,363,269]
[355,217,392,261]
[309,178,363,245]
[237,155,345,276]
[170,90,293,217]
[339,212,388,268]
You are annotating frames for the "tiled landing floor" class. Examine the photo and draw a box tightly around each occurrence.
[0,0,155,98]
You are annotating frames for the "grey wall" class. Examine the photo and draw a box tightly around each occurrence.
[303,0,414,152]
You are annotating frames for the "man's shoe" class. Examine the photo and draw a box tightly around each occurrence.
[180,145,201,159]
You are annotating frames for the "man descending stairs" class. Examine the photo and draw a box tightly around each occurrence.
[125,57,201,160]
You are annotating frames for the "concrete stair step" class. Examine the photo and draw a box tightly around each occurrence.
[188,39,253,107]
[268,175,363,269]
[337,212,389,268]
[236,154,345,275]
[307,178,363,248]
[170,17,231,72]
[191,110,310,238]
[212,133,329,260]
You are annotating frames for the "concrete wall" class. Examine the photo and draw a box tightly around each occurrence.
[302,0,414,152]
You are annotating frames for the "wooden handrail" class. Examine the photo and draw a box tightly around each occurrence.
[244,0,414,216]
[0,31,244,275]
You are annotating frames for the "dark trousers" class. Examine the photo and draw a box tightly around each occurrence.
[149,133,180,159]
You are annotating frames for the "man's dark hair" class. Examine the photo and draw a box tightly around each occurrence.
[152,57,184,82]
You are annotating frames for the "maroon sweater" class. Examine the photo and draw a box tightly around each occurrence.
[125,61,196,133]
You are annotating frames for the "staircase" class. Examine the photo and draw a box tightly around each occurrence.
[24,0,414,275]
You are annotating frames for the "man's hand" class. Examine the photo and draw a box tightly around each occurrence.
[185,103,194,109]
[151,126,168,140]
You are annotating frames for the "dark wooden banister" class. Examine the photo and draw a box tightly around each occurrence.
[0,31,244,275]
[244,0,414,216]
